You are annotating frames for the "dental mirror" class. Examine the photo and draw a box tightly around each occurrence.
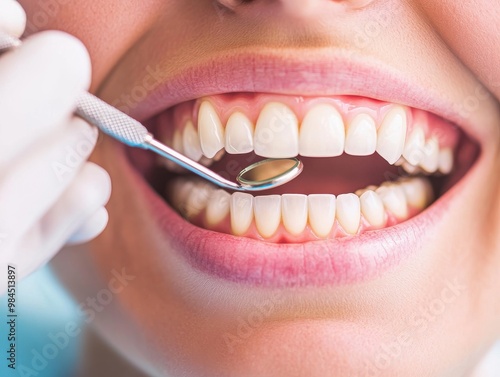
[236,158,303,190]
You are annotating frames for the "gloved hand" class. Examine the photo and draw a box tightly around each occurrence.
[0,0,111,290]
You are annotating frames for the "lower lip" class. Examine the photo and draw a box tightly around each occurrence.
[128,158,469,289]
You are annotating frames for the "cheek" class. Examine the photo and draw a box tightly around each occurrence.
[17,0,166,90]
[418,1,500,99]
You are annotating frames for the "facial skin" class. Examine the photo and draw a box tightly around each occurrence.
[18,1,500,376]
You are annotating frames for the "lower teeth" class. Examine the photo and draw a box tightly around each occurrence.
[165,176,434,241]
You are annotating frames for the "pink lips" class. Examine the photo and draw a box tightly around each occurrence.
[120,49,478,288]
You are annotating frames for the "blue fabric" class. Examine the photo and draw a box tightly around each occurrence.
[0,266,81,377]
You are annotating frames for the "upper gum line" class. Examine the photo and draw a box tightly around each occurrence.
[192,95,400,127]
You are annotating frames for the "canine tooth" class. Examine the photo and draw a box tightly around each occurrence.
[281,194,308,235]
[230,193,254,236]
[254,196,282,238]
[344,113,377,156]
[225,112,254,154]
[336,194,361,235]
[376,106,407,164]
[401,177,433,209]
[206,189,230,226]
[198,101,224,158]
[420,137,439,173]
[360,190,386,228]
[403,128,425,165]
[376,185,408,219]
[299,104,345,157]
[438,148,453,174]
[183,121,203,161]
[308,195,336,238]
[254,103,299,158]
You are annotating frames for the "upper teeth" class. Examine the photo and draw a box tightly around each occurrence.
[161,100,455,175]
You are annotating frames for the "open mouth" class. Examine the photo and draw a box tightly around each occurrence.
[138,92,476,243]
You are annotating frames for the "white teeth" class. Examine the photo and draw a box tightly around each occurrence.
[336,193,361,235]
[281,194,308,235]
[254,196,282,238]
[376,185,408,219]
[438,148,453,174]
[182,120,203,161]
[205,189,230,227]
[376,106,407,164]
[254,103,299,158]
[419,137,439,173]
[225,112,254,154]
[344,113,377,156]
[359,190,386,228]
[184,182,212,219]
[168,176,434,239]
[230,193,254,236]
[400,177,433,209]
[198,101,225,158]
[402,161,420,175]
[299,104,345,157]
[169,179,195,216]
[308,194,336,238]
[160,129,185,172]
[402,128,425,165]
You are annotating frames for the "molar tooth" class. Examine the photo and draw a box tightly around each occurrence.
[308,194,336,238]
[254,103,299,158]
[344,113,377,156]
[359,190,386,228]
[225,112,254,154]
[198,101,224,158]
[281,194,308,235]
[182,121,203,161]
[400,177,434,209]
[403,128,425,165]
[419,137,439,173]
[376,106,407,164]
[206,189,230,227]
[336,193,361,235]
[299,104,345,157]
[230,193,254,236]
[376,185,408,219]
[254,195,281,238]
[438,148,454,174]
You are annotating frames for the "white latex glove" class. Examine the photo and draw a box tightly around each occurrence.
[0,0,111,291]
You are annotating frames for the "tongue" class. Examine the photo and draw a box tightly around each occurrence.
[210,153,401,195]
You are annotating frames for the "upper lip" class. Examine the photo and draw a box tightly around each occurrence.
[122,47,492,144]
